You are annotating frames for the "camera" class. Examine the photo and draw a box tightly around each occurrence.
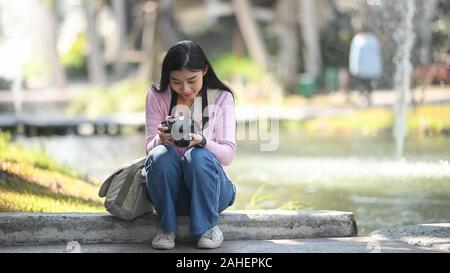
[161,115,201,147]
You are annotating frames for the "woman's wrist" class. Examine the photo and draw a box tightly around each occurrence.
[199,134,207,147]
[188,133,205,148]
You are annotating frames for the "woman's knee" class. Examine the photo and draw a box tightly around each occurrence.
[183,147,215,170]
[146,146,182,189]
[146,145,179,169]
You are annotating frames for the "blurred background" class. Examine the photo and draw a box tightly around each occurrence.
[0,0,449,235]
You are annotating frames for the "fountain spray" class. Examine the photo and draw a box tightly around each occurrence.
[393,0,416,159]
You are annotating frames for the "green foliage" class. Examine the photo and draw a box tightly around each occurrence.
[61,34,88,77]
[67,77,148,117]
[212,54,264,84]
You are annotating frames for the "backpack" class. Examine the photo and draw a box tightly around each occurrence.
[98,157,154,220]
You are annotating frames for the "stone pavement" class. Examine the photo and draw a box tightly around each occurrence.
[0,236,444,253]
[371,223,450,252]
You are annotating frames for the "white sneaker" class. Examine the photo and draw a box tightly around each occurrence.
[197,226,224,249]
[152,230,176,250]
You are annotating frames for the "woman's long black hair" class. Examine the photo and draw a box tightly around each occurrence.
[154,40,235,129]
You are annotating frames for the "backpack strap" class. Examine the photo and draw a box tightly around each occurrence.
[99,157,146,197]
[115,159,145,207]
[190,89,220,130]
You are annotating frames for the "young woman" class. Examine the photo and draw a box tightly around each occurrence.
[144,40,237,250]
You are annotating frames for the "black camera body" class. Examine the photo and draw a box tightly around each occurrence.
[161,116,201,147]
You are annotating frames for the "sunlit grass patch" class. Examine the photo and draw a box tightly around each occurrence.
[282,105,450,137]
[0,132,88,180]
[0,187,103,213]
[0,161,103,212]
[0,132,103,212]
[408,105,450,134]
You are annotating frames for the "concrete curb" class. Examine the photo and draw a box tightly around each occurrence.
[0,210,357,245]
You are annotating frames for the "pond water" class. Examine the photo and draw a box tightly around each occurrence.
[17,129,450,236]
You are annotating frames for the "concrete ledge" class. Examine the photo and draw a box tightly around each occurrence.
[0,210,357,245]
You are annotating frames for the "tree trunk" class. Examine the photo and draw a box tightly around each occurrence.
[232,0,268,71]
[205,0,220,25]
[298,0,322,78]
[83,0,107,85]
[111,0,128,79]
[276,0,299,93]
[139,1,158,83]
[157,0,178,49]
[232,24,245,57]
[40,0,66,88]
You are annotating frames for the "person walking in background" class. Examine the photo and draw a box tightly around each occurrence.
[349,32,383,107]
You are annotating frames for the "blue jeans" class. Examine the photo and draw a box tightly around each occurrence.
[145,145,236,235]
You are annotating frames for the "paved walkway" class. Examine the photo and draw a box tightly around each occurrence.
[0,236,444,253]
[1,212,448,253]
[370,223,450,252]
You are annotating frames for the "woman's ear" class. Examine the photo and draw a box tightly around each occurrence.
[203,65,208,76]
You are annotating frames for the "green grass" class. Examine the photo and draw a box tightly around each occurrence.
[0,132,103,212]
[282,105,450,137]
[0,176,102,212]
[240,182,304,211]
[0,133,85,178]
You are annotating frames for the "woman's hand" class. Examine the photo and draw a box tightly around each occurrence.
[157,123,175,146]
[186,133,203,149]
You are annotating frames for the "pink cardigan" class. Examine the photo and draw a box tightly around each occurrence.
[145,87,237,167]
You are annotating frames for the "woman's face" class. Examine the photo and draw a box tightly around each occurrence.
[169,68,207,101]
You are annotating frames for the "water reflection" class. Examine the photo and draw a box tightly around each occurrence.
[16,131,450,235]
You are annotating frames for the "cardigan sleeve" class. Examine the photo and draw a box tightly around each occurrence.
[145,88,166,154]
[204,92,237,166]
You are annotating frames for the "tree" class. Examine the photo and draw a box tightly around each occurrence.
[232,0,269,71]
[83,0,107,84]
[298,0,322,79]
[138,1,158,83]
[111,0,128,79]
[40,0,66,88]
[276,0,299,92]
[157,0,178,49]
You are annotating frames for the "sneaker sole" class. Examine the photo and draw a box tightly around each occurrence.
[152,242,175,250]
[197,235,224,249]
